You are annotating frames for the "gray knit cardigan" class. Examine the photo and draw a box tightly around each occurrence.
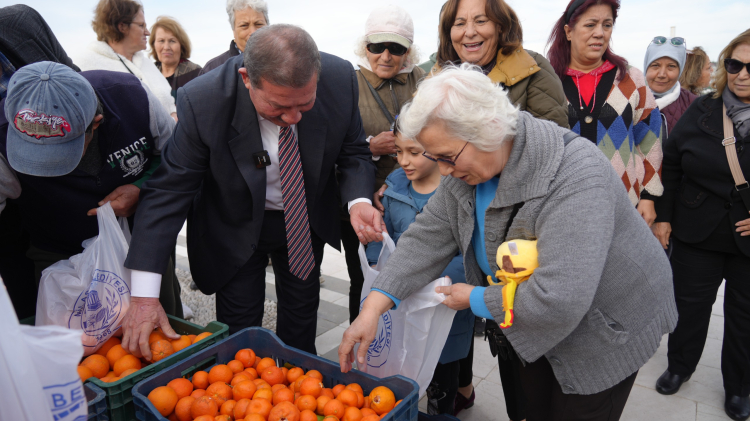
[371,112,677,395]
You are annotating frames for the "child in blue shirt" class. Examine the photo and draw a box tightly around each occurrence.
[366,131,474,415]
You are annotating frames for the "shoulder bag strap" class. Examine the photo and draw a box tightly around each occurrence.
[359,70,395,126]
[722,104,750,211]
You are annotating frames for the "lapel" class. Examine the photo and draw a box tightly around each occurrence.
[228,78,266,214]
[297,103,327,204]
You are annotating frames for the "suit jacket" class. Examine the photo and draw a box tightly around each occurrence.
[125,53,375,294]
[655,94,750,257]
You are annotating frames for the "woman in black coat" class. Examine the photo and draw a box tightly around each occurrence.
[653,29,750,421]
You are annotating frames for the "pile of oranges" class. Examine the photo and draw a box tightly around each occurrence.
[77,328,213,383]
[147,348,400,421]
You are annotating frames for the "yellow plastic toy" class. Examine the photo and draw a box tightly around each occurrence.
[488,239,539,328]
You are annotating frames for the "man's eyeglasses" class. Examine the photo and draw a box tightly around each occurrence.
[725,58,750,75]
[366,43,408,57]
[651,36,685,47]
[422,141,469,166]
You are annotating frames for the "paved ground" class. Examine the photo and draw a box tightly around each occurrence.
[175,228,731,421]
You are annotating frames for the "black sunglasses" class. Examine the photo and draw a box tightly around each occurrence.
[725,58,750,75]
[366,42,408,56]
[651,36,685,47]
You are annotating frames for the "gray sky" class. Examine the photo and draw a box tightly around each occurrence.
[16,0,750,72]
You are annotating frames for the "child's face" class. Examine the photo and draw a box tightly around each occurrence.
[395,134,439,182]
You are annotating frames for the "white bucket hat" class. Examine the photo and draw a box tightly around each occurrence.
[365,5,414,49]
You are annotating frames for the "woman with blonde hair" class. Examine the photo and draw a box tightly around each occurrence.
[149,16,202,99]
[680,46,713,96]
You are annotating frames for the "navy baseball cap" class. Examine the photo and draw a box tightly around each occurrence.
[4,61,97,177]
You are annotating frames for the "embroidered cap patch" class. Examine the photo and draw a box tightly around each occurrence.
[14,109,72,139]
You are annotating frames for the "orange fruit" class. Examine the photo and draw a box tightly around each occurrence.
[119,368,139,378]
[220,399,237,417]
[256,357,276,372]
[323,399,346,418]
[150,340,175,362]
[206,382,233,406]
[305,370,323,381]
[232,373,252,386]
[332,384,345,398]
[175,396,196,421]
[149,330,168,344]
[261,366,286,386]
[355,393,364,409]
[244,367,259,380]
[100,375,119,383]
[345,384,363,395]
[192,331,212,344]
[268,401,300,421]
[286,367,304,384]
[323,417,340,421]
[95,336,121,357]
[337,389,358,408]
[192,416,215,421]
[281,367,289,381]
[77,365,94,382]
[208,364,234,385]
[245,414,267,421]
[321,388,335,399]
[300,409,318,421]
[113,354,142,376]
[233,398,252,419]
[191,395,219,419]
[342,407,363,421]
[296,394,317,412]
[188,334,197,342]
[105,344,129,367]
[233,380,258,400]
[361,415,379,421]
[362,397,370,409]
[299,377,323,398]
[148,385,179,416]
[360,408,376,417]
[215,415,232,421]
[368,387,395,415]
[253,388,273,401]
[235,348,257,368]
[273,387,295,405]
[167,378,194,400]
[171,335,192,352]
[272,384,287,393]
[228,359,245,374]
[394,399,401,406]
[254,379,271,389]
[81,354,110,379]
[293,375,308,393]
[192,370,210,389]
[191,389,207,398]
[316,396,332,415]
[247,398,273,418]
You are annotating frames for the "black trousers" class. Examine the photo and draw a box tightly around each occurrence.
[216,211,324,354]
[667,238,750,396]
[428,360,460,415]
[498,351,527,421]
[340,218,365,323]
[518,356,637,421]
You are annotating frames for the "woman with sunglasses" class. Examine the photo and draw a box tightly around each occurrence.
[547,0,662,227]
[339,64,676,421]
[652,29,750,421]
[644,36,696,138]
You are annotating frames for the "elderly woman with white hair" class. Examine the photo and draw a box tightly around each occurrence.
[339,64,677,421]
[200,0,268,75]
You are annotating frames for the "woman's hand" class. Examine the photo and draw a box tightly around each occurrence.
[652,222,672,249]
[338,291,394,373]
[637,199,656,227]
[435,283,474,311]
[736,212,750,236]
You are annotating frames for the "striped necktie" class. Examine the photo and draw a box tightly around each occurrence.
[278,126,315,280]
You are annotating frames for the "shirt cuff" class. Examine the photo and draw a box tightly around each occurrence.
[348,198,372,211]
[372,288,401,310]
[365,136,381,161]
[470,287,494,320]
[130,270,162,298]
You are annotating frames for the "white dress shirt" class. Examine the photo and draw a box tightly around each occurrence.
[130,112,371,298]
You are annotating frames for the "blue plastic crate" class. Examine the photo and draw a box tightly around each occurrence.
[85,382,108,420]
[132,327,419,421]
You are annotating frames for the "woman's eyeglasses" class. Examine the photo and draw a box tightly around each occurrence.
[724,58,750,75]
[651,36,685,47]
[423,141,469,166]
[366,43,408,56]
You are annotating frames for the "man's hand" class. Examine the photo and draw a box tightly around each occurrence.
[120,297,179,361]
[368,131,397,156]
[350,202,385,244]
[637,199,656,227]
[373,184,388,215]
[435,282,474,311]
[652,222,672,249]
[87,184,141,217]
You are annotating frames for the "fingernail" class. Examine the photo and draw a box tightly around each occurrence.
[358,356,364,364]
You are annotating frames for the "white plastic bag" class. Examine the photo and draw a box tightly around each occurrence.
[36,202,132,356]
[0,276,86,421]
[357,233,457,397]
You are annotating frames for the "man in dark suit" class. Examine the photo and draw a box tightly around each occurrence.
[120,24,382,358]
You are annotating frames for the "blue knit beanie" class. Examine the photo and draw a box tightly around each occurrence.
[644,38,687,97]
